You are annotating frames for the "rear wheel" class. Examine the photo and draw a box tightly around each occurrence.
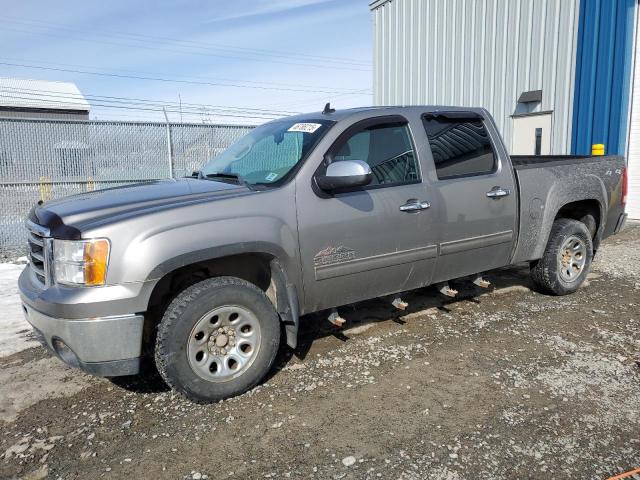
[530,218,593,295]
[155,276,280,403]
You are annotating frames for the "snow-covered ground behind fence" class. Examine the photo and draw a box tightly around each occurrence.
[0,263,37,357]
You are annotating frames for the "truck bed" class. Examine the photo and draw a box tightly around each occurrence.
[512,155,606,169]
[510,154,626,264]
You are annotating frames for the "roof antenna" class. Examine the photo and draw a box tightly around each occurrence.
[322,102,335,114]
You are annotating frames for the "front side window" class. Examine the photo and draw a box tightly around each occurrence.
[201,119,334,186]
[332,122,419,186]
[422,116,496,180]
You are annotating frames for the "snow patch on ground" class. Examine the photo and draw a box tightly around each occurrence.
[0,263,37,357]
[0,357,90,422]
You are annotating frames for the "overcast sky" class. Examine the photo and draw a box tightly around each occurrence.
[0,0,373,124]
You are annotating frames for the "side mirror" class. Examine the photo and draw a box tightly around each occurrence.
[316,160,372,192]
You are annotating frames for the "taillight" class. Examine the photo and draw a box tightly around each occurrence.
[622,167,628,206]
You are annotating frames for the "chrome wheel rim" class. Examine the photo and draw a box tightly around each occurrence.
[187,305,261,383]
[558,235,587,282]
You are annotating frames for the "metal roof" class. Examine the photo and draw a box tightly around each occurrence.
[0,77,90,112]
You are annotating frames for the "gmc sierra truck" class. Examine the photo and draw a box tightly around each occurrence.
[19,106,628,403]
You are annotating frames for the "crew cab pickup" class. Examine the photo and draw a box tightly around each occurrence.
[19,106,628,402]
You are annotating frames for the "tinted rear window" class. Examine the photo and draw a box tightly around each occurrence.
[422,117,496,179]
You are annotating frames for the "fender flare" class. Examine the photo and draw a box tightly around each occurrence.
[145,241,292,281]
[145,242,301,349]
[529,176,607,261]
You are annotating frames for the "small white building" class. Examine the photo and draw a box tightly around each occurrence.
[0,77,89,120]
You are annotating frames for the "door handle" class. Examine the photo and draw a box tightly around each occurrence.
[399,200,431,212]
[486,187,511,199]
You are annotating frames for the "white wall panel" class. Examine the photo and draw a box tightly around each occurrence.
[627,3,640,220]
[371,0,580,154]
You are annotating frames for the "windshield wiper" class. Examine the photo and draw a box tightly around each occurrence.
[203,172,240,180]
[202,172,254,189]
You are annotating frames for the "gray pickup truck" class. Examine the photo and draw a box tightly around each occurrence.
[19,106,628,402]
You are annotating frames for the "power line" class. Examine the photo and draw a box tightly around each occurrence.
[264,88,372,110]
[0,96,278,122]
[86,108,259,124]
[0,93,281,121]
[0,94,283,120]
[2,24,371,72]
[0,83,372,122]
[0,85,300,115]
[1,16,370,66]
[0,56,370,93]
[91,110,257,123]
[0,60,372,95]
[1,15,372,67]
[0,86,367,122]
[91,109,261,125]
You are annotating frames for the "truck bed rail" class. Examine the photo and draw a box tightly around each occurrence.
[511,155,622,169]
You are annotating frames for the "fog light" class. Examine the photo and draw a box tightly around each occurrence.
[51,337,80,368]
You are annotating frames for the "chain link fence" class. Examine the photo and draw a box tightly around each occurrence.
[0,117,254,258]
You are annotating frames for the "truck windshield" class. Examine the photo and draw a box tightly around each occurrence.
[200,119,334,186]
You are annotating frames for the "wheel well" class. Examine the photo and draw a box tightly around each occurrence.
[144,253,298,350]
[554,200,601,240]
[147,253,274,314]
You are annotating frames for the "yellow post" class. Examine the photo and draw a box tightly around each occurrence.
[38,176,52,202]
[592,144,605,156]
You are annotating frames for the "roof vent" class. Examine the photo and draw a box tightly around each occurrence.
[517,90,542,104]
[514,90,543,116]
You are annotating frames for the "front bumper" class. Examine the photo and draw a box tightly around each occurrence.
[22,303,144,376]
[18,266,156,320]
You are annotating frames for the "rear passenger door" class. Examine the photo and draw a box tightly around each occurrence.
[421,112,518,282]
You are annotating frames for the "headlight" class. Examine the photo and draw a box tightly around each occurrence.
[53,239,110,286]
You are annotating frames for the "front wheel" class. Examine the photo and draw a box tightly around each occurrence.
[155,276,280,403]
[530,218,593,296]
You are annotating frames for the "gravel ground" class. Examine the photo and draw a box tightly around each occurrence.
[1,225,639,480]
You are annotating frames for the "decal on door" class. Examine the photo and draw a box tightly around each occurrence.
[313,245,356,267]
[313,245,438,281]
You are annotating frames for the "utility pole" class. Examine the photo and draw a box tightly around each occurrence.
[163,107,175,178]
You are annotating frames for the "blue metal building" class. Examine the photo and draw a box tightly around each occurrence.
[571,0,636,157]
[371,0,640,218]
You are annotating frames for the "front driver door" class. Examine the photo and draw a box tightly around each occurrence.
[295,115,440,313]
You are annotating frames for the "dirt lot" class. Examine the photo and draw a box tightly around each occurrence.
[1,226,639,480]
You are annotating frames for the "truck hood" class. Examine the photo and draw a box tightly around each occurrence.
[30,178,252,239]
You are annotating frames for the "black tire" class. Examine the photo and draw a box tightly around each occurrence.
[530,218,593,296]
[155,276,280,403]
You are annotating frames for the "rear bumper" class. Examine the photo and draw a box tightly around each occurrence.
[22,303,143,377]
[614,212,628,234]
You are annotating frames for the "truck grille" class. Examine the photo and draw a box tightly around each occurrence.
[26,221,50,288]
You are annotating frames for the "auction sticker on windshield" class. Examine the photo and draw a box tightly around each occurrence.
[288,123,322,133]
